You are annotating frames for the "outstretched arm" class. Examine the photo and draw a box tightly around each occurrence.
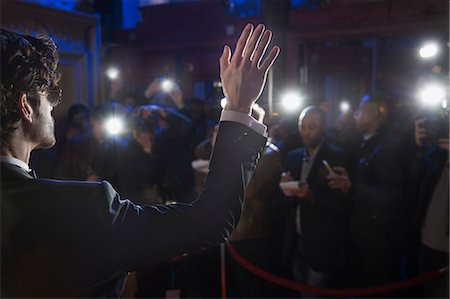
[98,24,280,271]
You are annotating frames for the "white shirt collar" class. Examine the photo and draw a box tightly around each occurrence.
[0,156,31,172]
[303,141,323,161]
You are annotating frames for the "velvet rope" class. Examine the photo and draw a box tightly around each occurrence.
[226,242,448,297]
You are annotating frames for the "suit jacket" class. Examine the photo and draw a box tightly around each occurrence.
[282,142,351,273]
[1,121,266,298]
[349,128,408,252]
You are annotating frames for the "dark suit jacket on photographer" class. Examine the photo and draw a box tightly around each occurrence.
[1,121,266,298]
[348,127,409,287]
[349,128,408,250]
[282,142,351,274]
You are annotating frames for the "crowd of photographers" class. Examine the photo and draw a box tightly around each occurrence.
[30,78,448,298]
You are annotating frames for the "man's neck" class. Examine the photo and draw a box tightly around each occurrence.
[1,135,34,165]
[306,143,321,157]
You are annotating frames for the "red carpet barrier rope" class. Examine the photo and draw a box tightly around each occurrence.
[226,242,448,297]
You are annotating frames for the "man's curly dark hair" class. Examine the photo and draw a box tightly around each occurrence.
[0,28,60,149]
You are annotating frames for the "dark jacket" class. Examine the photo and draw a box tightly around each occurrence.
[349,128,408,251]
[282,142,351,273]
[1,121,266,298]
[411,145,449,240]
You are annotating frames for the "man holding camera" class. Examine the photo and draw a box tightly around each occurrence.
[0,24,279,297]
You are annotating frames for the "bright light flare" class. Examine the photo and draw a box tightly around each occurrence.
[418,84,446,107]
[340,101,351,113]
[282,92,302,110]
[105,117,124,135]
[220,97,227,109]
[106,67,119,80]
[161,79,174,92]
[419,43,438,58]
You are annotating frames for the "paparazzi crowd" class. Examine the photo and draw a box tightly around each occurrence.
[31,78,449,298]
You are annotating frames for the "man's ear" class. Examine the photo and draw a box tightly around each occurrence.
[17,93,34,123]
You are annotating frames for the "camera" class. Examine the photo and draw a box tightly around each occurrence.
[421,112,449,146]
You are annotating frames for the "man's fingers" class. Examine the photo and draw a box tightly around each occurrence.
[252,30,271,66]
[232,24,253,64]
[260,46,280,73]
[243,24,264,61]
[219,45,231,74]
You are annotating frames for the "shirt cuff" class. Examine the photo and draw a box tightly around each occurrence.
[220,109,267,136]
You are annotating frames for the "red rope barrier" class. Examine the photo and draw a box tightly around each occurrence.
[226,242,448,297]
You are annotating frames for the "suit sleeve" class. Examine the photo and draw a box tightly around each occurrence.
[99,121,267,271]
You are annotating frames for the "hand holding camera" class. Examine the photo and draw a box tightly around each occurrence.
[327,167,351,193]
[415,115,449,149]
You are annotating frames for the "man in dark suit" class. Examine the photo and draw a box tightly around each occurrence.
[279,106,350,295]
[0,24,279,297]
[328,94,408,291]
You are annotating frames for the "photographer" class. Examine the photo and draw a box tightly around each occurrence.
[411,114,449,298]
[327,93,409,291]
[136,103,194,203]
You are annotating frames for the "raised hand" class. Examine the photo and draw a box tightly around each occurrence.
[219,23,280,115]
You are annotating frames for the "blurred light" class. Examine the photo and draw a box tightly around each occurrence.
[340,101,351,113]
[282,92,302,110]
[106,67,119,80]
[442,99,448,109]
[105,117,124,135]
[419,43,438,58]
[220,97,227,109]
[418,84,446,107]
[161,79,174,92]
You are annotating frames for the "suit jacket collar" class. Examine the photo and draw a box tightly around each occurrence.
[0,162,35,181]
[291,143,328,181]
[0,156,30,172]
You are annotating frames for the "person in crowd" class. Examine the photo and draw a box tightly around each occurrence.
[142,79,201,203]
[269,116,303,161]
[140,104,195,203]
[118,115,159,205]
[228,136,284,298]
[328,93,409,292]
[331,109,360,158]
[65,103,91,140]
[0,24,279,297]
[410,116,449,298]
[56,102,130,185]
[279,106,351,296]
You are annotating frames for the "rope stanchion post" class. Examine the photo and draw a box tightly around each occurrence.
[220,243,227,299]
